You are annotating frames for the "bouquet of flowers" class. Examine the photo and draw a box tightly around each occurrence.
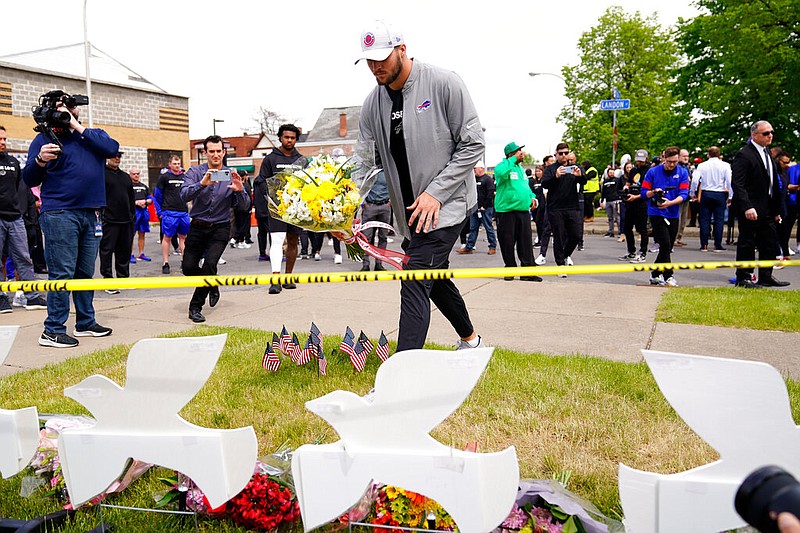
[267,146,407,268]
[367,484,455,531]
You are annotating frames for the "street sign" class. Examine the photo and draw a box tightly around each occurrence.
[600,99,631,111]
[612,88,621,99]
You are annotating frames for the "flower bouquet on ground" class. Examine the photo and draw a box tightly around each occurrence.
[266,145,407,269]
[493,480,624,533]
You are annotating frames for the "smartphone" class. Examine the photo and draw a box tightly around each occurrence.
[563,165,577,174]
[210,169,231,182]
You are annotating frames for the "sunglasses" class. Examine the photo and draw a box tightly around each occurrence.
[760,131,774,136]
[557,151,569,156]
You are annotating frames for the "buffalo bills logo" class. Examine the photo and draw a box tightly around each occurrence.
[363,32,376,48]
[416,99,432,113]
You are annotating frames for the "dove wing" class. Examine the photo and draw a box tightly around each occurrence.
[124,334,228,413]
[370,347,493,434]
[643,350,798,457]
[0,326,19,367]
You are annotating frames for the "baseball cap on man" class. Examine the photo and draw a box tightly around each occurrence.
[634,149,648,162]
[355,20,404,64]
[504,142,525,157]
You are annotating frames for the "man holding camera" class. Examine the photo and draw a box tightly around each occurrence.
[23,91,119,348]
[180,135,250,323]
[641,146,690,287]
[541,142,586,272]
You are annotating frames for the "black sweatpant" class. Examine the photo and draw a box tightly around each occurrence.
[99,222,133,279]
[623,201,649,255]
[495,210,533,268]
[547,208,582,266]
[650,216,678,279]
[182,221,230,311]
[397,221,474,352]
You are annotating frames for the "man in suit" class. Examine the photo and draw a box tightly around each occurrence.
[731,120,790,288]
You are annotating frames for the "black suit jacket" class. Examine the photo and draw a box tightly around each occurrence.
[731,141,781,218]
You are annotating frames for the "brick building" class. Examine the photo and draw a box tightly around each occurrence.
[0,43,189,186]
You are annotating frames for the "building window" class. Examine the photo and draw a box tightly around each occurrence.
[147,149,183,185]
[0,83,11,115]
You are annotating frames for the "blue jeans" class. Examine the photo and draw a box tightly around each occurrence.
[698,191,728,249]
[0,218,39,300]
[466,207,497,250]
[39,209,101,334]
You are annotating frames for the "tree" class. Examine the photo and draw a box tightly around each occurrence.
[558,7,679,166]
[673,0,800,157]
[252,106,289,135]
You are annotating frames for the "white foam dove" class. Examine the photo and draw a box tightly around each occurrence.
[291,347,519,533]
[0,325,39,479]
[619,350,800,533]
[58,334,258,508]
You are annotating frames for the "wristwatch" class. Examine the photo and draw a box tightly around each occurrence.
[35,155,46,164]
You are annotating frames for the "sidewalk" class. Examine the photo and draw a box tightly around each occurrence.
[2,278,798,379]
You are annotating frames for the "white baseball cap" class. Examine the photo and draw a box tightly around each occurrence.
[355,20,404,64]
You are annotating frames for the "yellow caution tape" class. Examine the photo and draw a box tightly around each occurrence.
[0,260,798,293]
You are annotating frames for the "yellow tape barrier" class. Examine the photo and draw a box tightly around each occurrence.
[0,260,798,293]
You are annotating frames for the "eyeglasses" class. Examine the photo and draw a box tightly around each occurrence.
[557,151,569,156]
[760,131,774,136]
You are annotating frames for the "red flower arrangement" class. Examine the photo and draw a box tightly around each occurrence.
[225,472,300,531]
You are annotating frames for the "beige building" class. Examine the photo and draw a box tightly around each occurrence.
[0,43,189,186]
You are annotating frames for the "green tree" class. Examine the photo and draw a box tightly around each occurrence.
[558,7,679,166]
[673,0,800,157]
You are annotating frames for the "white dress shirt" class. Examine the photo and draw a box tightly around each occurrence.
[691,157,733,199]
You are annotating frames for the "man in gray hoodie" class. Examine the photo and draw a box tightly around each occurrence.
[357,20,484,352]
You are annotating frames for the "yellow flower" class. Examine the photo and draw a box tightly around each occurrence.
[317,181,337,201]
[301,183,318,202]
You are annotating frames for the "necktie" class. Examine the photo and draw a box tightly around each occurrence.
[763,147,773,196]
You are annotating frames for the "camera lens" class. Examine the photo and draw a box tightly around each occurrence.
[736,465,800,533]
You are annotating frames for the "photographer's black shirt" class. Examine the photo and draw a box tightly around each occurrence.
[386,86,415,211]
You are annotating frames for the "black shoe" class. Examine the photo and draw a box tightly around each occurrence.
[373,264,386,271]
[520,275,543,282]
[24,295,48,310]
[269,284,282,294]
[34,268,48,274]
[162,263,170,275]
[735,280,761,289]
[360,264,370,271]
[74,323,112,337]
[209,287,220,307]
[39,331,79,348]
[189,309,205,323]
[0,296,11,314]
[503,276,514,281]
[757,277,791,287]
[282,282,297,289]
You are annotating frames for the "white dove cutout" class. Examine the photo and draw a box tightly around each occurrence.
[0,326,39,478]
[291,347,519,533]
[619,350,800,533]
[58,334,258,508]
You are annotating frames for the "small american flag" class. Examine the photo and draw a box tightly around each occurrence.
[280,326,291,353]
[289,333,301,363]
[262,343,281,372]
[376,331,391,362]
[339,327,356,358]
[350,339,368,372]
[358,331,374,355]
[316,349,328,376]
[296,337,312,366]
[271,332,281,354]
[310,322,322,350]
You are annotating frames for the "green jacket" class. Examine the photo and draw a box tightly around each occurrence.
[494,156,535,213]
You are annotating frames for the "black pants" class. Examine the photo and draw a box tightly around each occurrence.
[736,214,778,282]
[534,204,551,256]
[650,216,678,279]
[182,221,230,311]
[233,209,251,243]
[495,211,533,268]
[309,232,341,254]
[779,204,798,257]
[548,209,582,266]
[256,217,269,256]
[623,201,649,255]
[397,221,474,352]
[99,221,133,279]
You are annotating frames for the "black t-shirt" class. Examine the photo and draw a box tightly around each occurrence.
[132,182,150,202]
[103,167,135,223]
[386,86,415,210]
[0,153,22,220]
[156,171,188,212]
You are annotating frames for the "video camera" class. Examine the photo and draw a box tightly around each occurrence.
[651,186,676,206]
[736,465,800,533]
[31,90,89,150]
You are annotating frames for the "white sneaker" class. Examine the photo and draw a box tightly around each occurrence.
[565,256,574,266]
[314,252,322,261]
[665,276,678,287]
[558,273,568,278]
[650,275,666,286]
[535,254,546,266]
[334,254,343,264]
[218,257,227,265]
[11,291,26,307]
[229,238,236,248]
[789,247,796,256]
[236,242,251,249]
[456,335,485,350]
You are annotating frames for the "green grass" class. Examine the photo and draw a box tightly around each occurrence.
[656,286,800,332]
[0,325,798,531]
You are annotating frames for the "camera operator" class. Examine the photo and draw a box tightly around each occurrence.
[640,146,690,287]
[618,150,650,263]
[22,90,120,348]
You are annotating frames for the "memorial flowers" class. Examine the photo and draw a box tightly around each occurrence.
[368,484,455,531]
